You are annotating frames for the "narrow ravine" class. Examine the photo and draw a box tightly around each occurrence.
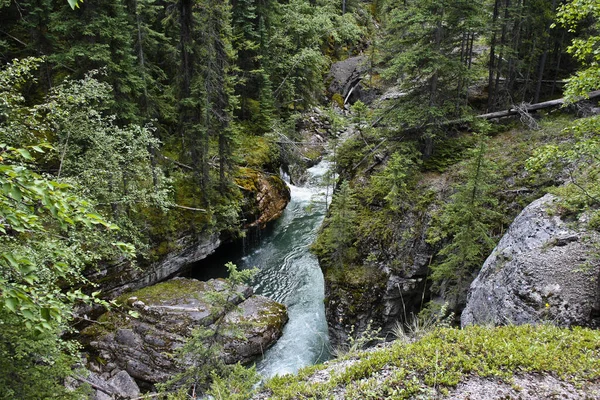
[249,161,332,377]
[191,160,333,377]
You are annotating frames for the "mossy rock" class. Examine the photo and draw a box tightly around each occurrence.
[83,278,287,384]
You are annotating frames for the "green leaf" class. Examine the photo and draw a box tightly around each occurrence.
[21,309,35,320]
[41,308,51,321]
[5,297,17,313]
[15,148,33,161]
[67,0,80,9]
[10,186,22,202]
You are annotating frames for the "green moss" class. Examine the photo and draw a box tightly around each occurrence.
[332,93,345,109]
[253,301,287,329]
[239,135,279,168]
[235,167,260,192]
[116,279,210,305]
[264,325,600,399]
[80,310,132,338]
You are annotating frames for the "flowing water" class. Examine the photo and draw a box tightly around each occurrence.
[191,160,333,377]
[250,161,332,377]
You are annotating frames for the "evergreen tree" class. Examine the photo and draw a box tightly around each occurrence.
[48,0,145,122]
[428,133,500,308]
[314,180,358,269]
[485,0,570,110]
[383,0,485,156]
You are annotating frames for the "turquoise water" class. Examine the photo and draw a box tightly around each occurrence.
[191,161,332,377]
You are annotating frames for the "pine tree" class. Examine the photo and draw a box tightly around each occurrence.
[314,180,358,269]
[48,0,144,122]
[428,133,500,308]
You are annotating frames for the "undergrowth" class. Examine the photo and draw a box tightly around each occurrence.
[262,324,600,399]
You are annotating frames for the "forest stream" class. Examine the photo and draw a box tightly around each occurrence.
[190,160,333,377]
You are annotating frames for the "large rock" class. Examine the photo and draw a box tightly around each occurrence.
[83,278,287,384]
[327,56,378,105]
[238,168,291,229]
[462,194,600,327]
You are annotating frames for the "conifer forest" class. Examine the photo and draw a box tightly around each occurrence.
[1,0,600,398]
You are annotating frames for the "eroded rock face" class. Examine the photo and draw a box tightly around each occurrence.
[85,234,221,299]
[237,169,291,229]
[83,278,287,384]
[248,173,291,229]
[323,193,437,349]
[462,194,600,328]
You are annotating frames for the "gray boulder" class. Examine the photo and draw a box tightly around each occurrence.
[327,56,378,105]
[83,278,287,384]
[462,194,600,327]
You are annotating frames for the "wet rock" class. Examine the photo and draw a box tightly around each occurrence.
[327,56,378,105]
[462,194,600,328]
[245,172,291,229]
[222,295,288,363]
[83,278,287,384]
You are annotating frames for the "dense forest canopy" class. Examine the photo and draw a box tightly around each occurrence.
[0,0,599,397]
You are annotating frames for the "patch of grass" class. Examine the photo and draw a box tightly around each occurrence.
[263,325,600,399]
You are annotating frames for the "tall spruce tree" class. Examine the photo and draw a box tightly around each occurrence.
[428,133,500,309]
[383,0,485,157]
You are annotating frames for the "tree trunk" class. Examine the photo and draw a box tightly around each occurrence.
[487,0,501,112]
[533,0,558,103]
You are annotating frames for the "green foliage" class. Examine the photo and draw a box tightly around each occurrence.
[336,320,383,355]
[0,59,138,398]
[266,0,364,110]
[526,114,600,218]
[382,0,485,152]
[264,325,600,399]
[428,133,501,303]
[207,363,260,400]
[0,310,88,400]
[369,145,420,211]
[313,180,358,268]
[0,59,172,253]
[554,0,600,101]
[0,144,121,329]
[421,135,478,172]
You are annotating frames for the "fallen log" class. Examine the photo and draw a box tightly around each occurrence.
[477,90,600,120]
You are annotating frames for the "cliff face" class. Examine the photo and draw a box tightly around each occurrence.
[322,194,438,349]
[239,170,291,229]
[462,193,600,328]
[85,234,222,299]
